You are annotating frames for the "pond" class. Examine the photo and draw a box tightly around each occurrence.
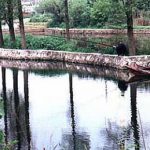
[0,61,150,150]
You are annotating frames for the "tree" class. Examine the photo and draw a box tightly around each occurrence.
[120,0,135,55]
[0,21,4,48]
[126,0,135,55]
[64,0,70,40]
[0,0,5,47]
[90,0,111,27]
[69,0,91,27]
[136,0,150,11]
[36,0,64,26]
[6,0,16,47]
[17,0,26,49]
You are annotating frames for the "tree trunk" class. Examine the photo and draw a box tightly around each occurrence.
[64,0,70,40]
[17,0,26,49]
[0,20,4,47]
[7,0,16,47]
[126,0,136,55]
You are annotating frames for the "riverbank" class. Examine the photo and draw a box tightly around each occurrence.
[0,59,137,83]
[0,48,150,69]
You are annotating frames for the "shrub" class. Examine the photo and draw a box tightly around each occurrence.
[30,14,52,23]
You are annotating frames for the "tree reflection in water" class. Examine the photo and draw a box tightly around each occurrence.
[60,73,90,150]
[130,84,140,150]
[2,67,8,144]
[1,66,150,149]
[101,81,140,150]
[1,68,31,150]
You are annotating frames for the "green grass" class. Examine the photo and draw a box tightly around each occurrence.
[3,34,150,55]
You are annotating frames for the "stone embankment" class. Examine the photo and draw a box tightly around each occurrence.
[3,28,150,37]
[0,59,135,82]
[0,48,150,69]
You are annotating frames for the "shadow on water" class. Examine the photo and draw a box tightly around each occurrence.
[130,84,140,150]
[61,73,90,150]
[1,64,150,149]
[101,80,141,149]
[1,68,31,150]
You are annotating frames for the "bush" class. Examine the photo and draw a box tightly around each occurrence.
[3,35,100,53]
[69,0,91,28]
[30,14,52,23]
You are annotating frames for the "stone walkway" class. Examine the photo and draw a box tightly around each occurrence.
[0,48,150,69]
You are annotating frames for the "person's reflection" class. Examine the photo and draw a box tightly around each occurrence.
[118,80,128,96]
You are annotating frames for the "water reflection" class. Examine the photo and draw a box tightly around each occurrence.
[62,73,90,150]
[2,67,8,144]
[130,84,140,150]
[0,66,150,149]
[118,80,128,96]
[23,70,31,150]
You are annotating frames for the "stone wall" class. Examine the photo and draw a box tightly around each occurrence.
[45,28,150,36]
[0,48,150,69]
[3,28,150,37]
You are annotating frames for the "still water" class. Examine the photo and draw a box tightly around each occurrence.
[0,63,150,150]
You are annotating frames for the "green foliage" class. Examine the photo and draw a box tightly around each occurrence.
[25,35,67,50]
[108,1,126,25]
[0,132,18,150]
[90,0,112,27]
[3,35,22,49]
[134,26,150,29]
[35,0,64,27]
[136,37,150,55]
[0,131,4,144]
[69,0,91,28]
[135,0,150,11]
[0,0,6,20]
[34,0,150,28]
[3,34,150,55]
[30,14,52,23]
[3,35,99,52]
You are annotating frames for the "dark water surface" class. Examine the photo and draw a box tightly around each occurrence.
[0,65,150,150]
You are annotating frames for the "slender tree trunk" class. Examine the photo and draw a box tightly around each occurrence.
[7,0,16,47]
[126,0,136,55]
[64,0,70,40]
[0,20,4,47]
[17,0,26,49]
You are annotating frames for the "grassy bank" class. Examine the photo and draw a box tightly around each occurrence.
[3,35,114,54]
[3,34,150,55]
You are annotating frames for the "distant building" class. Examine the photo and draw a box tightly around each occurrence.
[22,0,41,5]
[21,0,42,14]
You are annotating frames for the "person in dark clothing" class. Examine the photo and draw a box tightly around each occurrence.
[113,42,128,56]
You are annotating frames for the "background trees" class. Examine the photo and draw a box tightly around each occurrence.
[35,0,149,29]
[6,0,16,47]
[69,0,91,27]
